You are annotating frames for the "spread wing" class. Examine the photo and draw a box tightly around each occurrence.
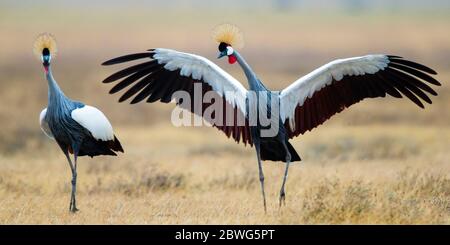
[102,48,252,145]
[279,55,441,138]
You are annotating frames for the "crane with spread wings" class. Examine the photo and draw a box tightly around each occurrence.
[101,24,441,212]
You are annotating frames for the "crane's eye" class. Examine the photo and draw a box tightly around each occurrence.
[226,46,234,56]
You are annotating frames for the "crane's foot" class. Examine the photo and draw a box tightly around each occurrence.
[69,197,79,213]
[70,206,79,213]
[279,190,286,208]
[69,194,74,212]
[69,173,79,213]
[69,193,79,213]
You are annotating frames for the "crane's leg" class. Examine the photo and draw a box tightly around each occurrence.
[255,142,267,213]
[279,141,291,207]
[70,151,79,213]
[63,152,76,212]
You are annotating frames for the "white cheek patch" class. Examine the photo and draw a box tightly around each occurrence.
[226,47,234,56]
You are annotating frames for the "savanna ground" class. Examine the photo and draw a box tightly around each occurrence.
[0,5,449,224]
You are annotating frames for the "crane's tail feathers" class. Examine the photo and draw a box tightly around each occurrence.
[77,136,124,157]
[260,141,301,163]
[111,136,124,153]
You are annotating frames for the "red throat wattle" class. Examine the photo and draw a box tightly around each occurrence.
[44,66,49,74]
[228,55,237,64]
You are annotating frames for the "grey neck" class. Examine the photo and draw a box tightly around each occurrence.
[233,51,262,91]
[46,66,66,105]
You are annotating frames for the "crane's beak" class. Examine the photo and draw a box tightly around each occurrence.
[43,60,50,74]
[43,65,49,74]
[217,51,227,59]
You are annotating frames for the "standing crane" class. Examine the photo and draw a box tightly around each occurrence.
[35,33,124,212]
[101,24,441,211]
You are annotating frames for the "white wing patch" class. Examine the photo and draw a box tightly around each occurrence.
[153,48,248,115]
[39,108,54,140]
[71,105,114,141]
[279,54,390,128]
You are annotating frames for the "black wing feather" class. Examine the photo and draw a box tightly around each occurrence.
[389,63,441,86]
[103,60,158,83]
[102,53,153,66]
[389,58,437,75]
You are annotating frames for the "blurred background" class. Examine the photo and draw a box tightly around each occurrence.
[0,1,448,224]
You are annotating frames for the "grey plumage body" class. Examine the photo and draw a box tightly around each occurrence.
[45,70,85,152]
[42,66,123,212]
[235,51,301,209]
[44,68,121,157]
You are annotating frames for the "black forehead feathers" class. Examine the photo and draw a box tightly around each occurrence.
[42,48,50,56]
[218,42,230,52]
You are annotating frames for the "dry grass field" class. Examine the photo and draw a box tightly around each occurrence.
[1,125,449,224]
[0,5,449,224]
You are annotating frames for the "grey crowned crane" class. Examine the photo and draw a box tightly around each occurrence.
[35,33,124,212]
[101,24,441,211]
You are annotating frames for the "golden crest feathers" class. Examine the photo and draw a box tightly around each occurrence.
[212,23,244,49]
[33,33,57,60]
